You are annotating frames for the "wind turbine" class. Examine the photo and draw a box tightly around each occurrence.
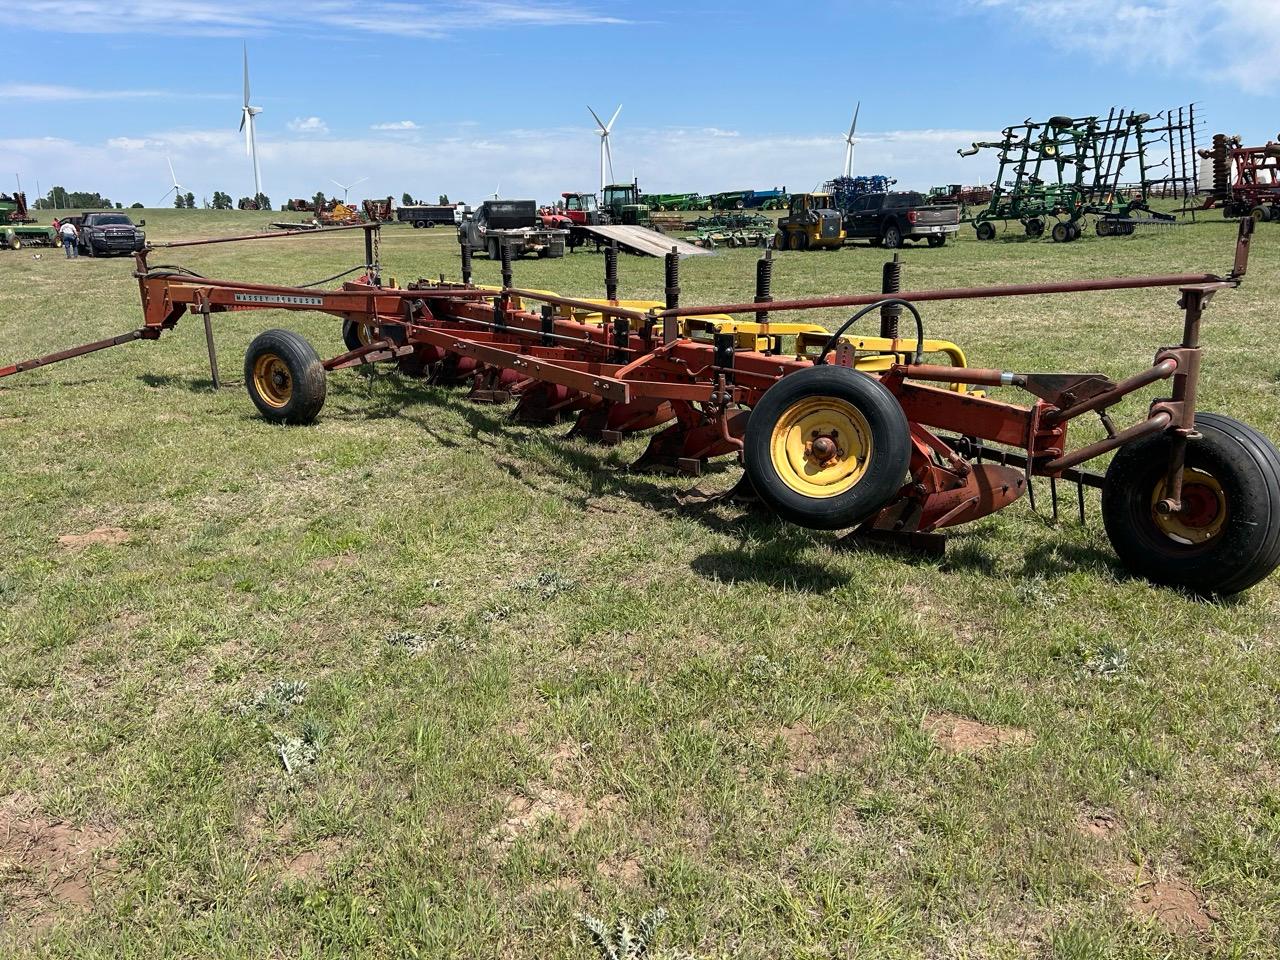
[329,177,368,204]
[159,157,183,205]
[588,104,621,195]
[842,102,860,178]
[239,43,264,200]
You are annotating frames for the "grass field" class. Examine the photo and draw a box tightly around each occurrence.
[1,208,1278,959]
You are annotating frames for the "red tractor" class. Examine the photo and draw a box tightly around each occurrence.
[1201,133,1280,222]
[542,192,606,248]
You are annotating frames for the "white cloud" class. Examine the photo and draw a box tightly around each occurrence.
[0,125,1002,209]
[107,137,164,150]
[288,117,329,134]
[0,83,227,101]
[970,0,1280,94]
[371,120,419,131]
[0,1,632,37]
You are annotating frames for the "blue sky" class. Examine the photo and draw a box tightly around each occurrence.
[1,0,1276,207]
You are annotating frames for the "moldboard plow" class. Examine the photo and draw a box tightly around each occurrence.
[3,220,1278,595]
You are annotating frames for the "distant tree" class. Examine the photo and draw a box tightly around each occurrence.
[115,201,123,209]
[174,193,186,209]
[254,192,270,211]
[313,191,326,210]
[183,192,196,209]
[438,194,449,205]
[130,202,144,209]
[211,191,232,210]
[237,197,254,210]
[402,192,414,206]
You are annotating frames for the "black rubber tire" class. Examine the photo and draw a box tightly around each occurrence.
[342,320,373,352]
[1067,222,1081,241]
[927,234,946,247]
[976,221,996,241]
[244,329,327,425]
[794,230,809,252]
[1051,222,1070,243]
[1096,219,1112,237]
[744,366,911,531]
[882,223,903,249]
[1102,413,1280,595]
[84,240,96,257]
[1251,206,1271,223]
[1025,218,1045,238]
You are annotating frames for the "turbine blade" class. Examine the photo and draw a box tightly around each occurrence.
[352,177,368,188]
[850,101,860,138]
[587,105,607,132]
[243,43,250,107]
[166,156,177,185]
[239,109,246,133]
[605,139,614,184]
[606,104,622,132]
[330,178,347,190]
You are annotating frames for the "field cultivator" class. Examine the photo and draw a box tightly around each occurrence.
[960,105,1202,242]
[1,192,56,250]
[3,220,1278,595]
[824,175,897,209]
[1200,133,1280,222]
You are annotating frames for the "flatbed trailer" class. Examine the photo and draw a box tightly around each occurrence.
[2,219,1277,596]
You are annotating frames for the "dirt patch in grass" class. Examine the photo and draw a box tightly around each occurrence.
[0,795,120,932]
[486,787,619,852]
[1131,878,1216,935]
[282,836,349,882]
[776,722,826,776]
[598,855,643,885]
[1077,808,1123,839]
[56,526,128,549]
[923,712,1032,755]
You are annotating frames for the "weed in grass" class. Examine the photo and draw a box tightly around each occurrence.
[275,720,325,777]
[577,908,672,960]
[236,679,308,717]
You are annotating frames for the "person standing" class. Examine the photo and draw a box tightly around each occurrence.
[59,219,78,259]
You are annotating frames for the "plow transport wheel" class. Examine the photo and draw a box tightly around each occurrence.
[1101,413,1280,594]
[744,366,910,530]
[244,329,327,425]
[342,320,376,352]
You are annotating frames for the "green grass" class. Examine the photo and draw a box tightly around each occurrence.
[1,208,1279,959]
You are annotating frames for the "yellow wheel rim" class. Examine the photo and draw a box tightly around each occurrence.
[252,353,293,409]
[1151,468,1226,545]
[1251,208,1266,224]
[355,323,374,346]
[769,396,872,498]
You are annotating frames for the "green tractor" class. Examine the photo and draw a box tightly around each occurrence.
[602,180,652,226]
[0,192,56,250]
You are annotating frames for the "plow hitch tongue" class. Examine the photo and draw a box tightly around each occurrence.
[2,219,1277,594]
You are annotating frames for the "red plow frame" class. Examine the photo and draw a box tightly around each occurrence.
[3,219,1277,594]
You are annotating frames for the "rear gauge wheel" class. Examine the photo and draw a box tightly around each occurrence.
[244,329,327,425]
[976,221,996,241]
[1102,413,1280,594]
[342,320,376,352]
[744,365,911,531]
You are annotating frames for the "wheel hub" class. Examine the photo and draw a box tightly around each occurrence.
[769,396,872,498]
[1152,468,1226,544]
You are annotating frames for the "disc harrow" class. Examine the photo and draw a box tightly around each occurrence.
[3,219,1277,595]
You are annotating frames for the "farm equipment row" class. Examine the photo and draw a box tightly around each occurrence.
[1,192,56,250]
[1200,133,1280,222]
[2,219,1276,595]
[960,105,1203,243]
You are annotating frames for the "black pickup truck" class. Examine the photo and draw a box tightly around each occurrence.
[842,191,959,248]
[77,211,146,257]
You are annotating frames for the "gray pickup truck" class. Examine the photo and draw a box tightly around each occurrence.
[842,191,959,248]
[77,211,146,257]
[457,200,567,259]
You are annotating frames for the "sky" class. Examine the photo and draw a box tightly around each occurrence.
[0,0,1277,208]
